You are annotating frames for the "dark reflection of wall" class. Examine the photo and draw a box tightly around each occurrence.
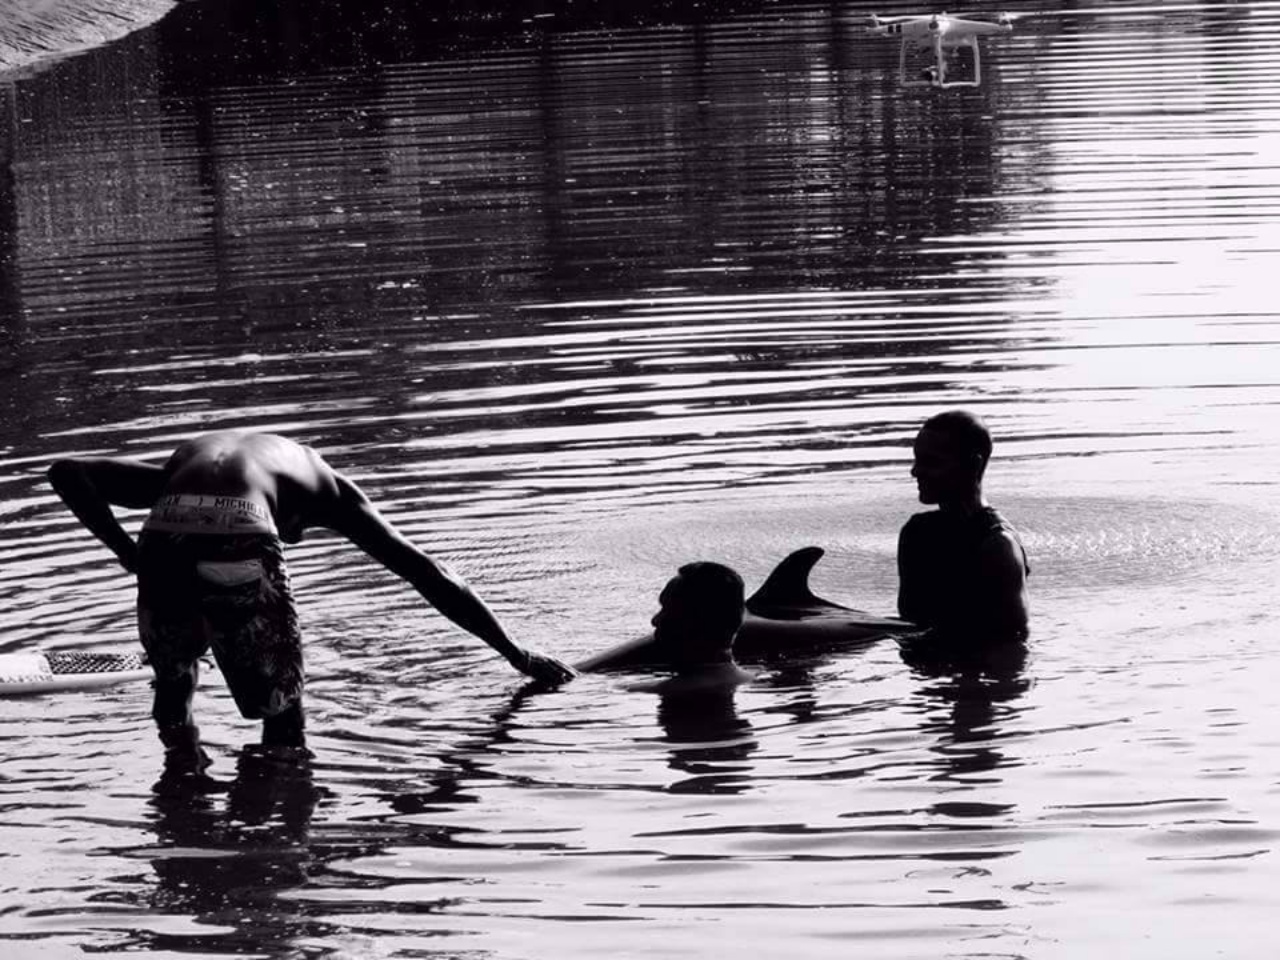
[148,3,1015,310]
[3,0,1195,471]
[2,29,197,456]
[0,81,22,419]
[156,0,746,83]
[11,33,175,311]
[0,0,1038,492]
[1191,2,1257,84]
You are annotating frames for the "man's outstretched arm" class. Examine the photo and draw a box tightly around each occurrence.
[47,458,168,573]
[323,474,575,684]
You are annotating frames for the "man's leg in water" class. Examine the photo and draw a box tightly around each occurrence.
[152,661,208,760]
[137,532,215,767]
[207,620,306,750]
[138,595,212,768]
[201,548,307,751]
[262,699,305,748]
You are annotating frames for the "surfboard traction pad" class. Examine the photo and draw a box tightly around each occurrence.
[0,651,149,683]
[44,651,148,675]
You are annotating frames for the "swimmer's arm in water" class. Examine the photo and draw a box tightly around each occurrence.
[47,457,168,574]
[322,473,575,684]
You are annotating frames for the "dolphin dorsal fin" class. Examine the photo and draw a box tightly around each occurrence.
[747,546,825,613]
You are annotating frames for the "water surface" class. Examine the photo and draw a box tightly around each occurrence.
[2,1,1280,957]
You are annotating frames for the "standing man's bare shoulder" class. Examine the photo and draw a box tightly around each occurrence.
[978,529,1027,580]
[976,528,1030,636]
[897,510,944,562]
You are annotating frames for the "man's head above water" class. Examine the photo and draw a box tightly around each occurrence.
[911,409,993,508]
[650,561,746,668]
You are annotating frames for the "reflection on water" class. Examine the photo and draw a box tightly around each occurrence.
[906,643,1030,786]
[655,684,758,795]
[141,748,324,954]
[3,0,1280,957]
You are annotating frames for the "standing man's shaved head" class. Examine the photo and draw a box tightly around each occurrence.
[911,410,994,509]
[922,410,993,469]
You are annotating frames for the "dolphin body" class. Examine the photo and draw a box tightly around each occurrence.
[575,547,917,672]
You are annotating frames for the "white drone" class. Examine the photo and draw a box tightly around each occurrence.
[867,12,1014,89]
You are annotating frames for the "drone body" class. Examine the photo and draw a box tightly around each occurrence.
[868,12,1014,89]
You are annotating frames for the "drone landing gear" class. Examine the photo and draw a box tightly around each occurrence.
[900,35,982,90]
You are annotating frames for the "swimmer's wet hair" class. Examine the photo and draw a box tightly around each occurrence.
[677,561,745,601]
[674,561,746,633]
[923,409,993,465]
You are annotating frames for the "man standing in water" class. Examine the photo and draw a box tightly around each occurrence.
[48,432,575,761]
[897,410,1030,650]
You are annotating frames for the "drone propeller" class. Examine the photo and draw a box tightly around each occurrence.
[856,11,1019,35]
[855,12,929,34]
[980,11,1022,26]
[857,13,911,27]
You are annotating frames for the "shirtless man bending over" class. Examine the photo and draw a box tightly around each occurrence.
[898,410,1030,652]
[48,432,575,759]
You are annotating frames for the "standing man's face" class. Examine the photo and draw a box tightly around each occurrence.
[910,427,977,504]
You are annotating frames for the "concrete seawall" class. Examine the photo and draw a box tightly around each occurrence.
[0,0,174,74]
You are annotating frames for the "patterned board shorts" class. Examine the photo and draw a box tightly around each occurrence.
[137,528,303,719]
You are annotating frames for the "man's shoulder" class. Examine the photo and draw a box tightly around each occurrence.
[900,510,943,538]
[905,509,940,525]
[980,505,1017,530]
[978,524,1030,576]
[900,507,1023,554]
[979,525,1023,555]
[241,431,313,459]
[241,434,334,482]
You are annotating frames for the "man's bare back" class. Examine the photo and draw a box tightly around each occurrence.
[161,432,348,543]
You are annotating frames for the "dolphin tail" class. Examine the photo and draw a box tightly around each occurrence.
[746,546,830,614]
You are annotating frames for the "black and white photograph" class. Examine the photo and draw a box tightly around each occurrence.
[2,1,1277,957]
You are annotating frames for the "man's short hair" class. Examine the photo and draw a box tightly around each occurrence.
[922,409,993,466]
[673,561,746,638]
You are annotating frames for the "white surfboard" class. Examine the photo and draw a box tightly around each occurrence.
[0,650,151,696]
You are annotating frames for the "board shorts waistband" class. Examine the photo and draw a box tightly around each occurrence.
[143,493,277,535]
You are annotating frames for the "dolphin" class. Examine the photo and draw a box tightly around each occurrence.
[574,546,917,672]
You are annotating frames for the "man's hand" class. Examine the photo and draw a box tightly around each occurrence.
[513,649,577,685]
